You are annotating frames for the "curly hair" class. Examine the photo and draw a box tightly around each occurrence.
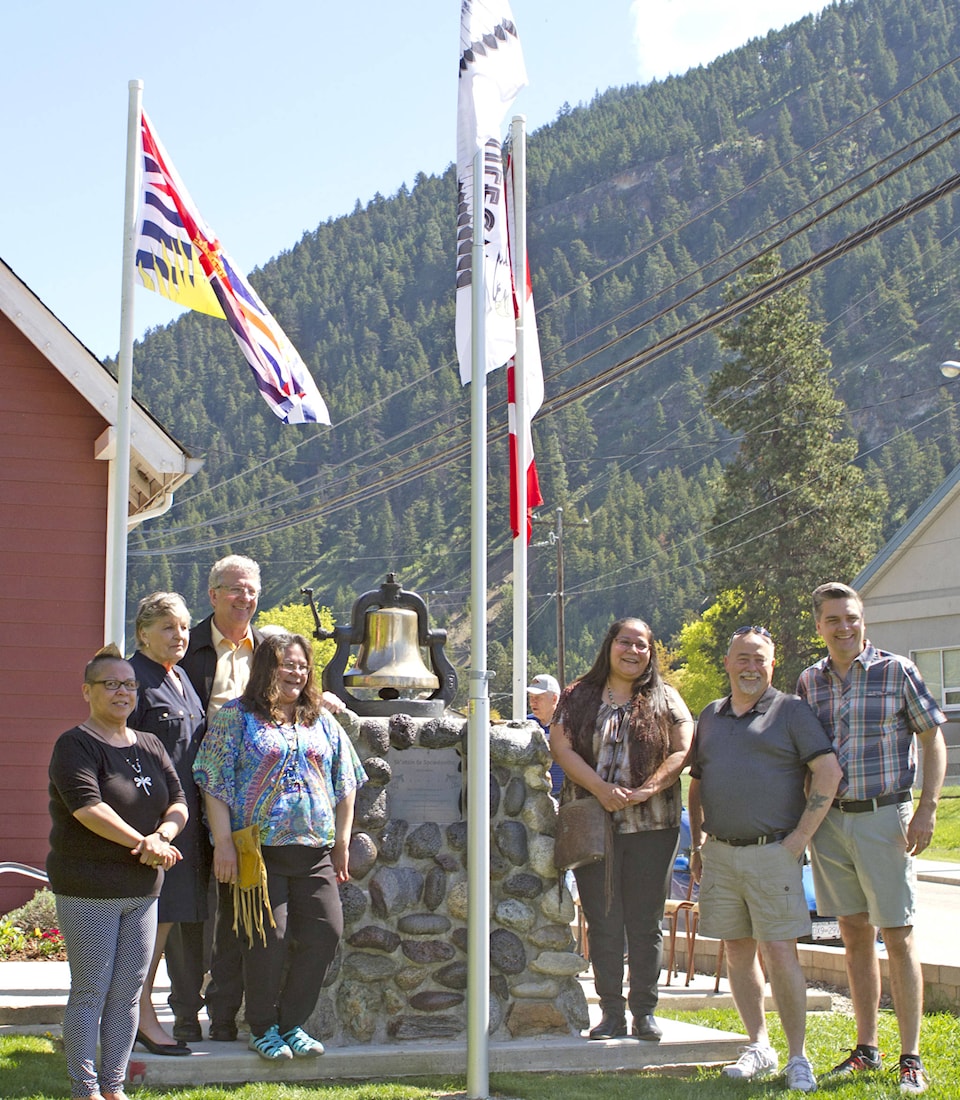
[241,632,322,725]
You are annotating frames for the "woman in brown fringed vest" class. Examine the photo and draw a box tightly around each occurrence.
[551,617,693,1043]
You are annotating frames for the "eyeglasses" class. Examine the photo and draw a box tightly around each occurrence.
[730,625,772,642]
[216,585,260,598]
[88,679,139,692]
[280,663,310,674]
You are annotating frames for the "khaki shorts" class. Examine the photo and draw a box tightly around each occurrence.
[698,838,811,942]
[809,801,915,929]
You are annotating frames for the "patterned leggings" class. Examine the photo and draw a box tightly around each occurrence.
[55,894,157,1098]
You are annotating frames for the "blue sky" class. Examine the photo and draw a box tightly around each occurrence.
[1,1,826,360]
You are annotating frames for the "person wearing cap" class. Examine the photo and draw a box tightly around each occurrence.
[527,673,562,795]
[689,625,840,1092]
[797,582,947,1095]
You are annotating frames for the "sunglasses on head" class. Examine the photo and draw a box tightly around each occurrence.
[730,624,772,642]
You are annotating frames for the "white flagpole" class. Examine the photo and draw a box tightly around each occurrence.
[510,115,529,722]
[466,145,491,1100]
[105,78,142,651]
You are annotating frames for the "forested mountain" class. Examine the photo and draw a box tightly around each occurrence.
[124,0,960,704]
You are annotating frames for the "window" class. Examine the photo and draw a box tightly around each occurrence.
[912,647,960,710]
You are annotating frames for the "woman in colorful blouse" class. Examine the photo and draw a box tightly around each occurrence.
[193,632,366,1061]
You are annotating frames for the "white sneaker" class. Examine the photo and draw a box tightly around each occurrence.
[784,1055,818,1092]
[899,1056,929,1095]
[722,1042,779,1079]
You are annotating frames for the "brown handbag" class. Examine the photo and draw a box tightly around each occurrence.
[553,794,612,871]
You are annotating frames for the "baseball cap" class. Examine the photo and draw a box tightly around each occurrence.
[527,673,560,695]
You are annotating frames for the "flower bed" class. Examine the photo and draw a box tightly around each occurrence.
[0,890,67,961]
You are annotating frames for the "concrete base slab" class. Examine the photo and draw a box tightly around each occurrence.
[126,1018,747,1088]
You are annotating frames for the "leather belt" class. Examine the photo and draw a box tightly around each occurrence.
[712,831,789,847]
[831,790,912,814]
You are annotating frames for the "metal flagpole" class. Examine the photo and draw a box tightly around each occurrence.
[105,78,142,650]
[510,115,529,722]
[466,144,491,1100]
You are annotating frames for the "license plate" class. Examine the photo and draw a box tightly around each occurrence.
[809,918,841,942]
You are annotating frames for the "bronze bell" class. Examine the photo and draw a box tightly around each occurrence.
[343,607,440,693]
[303,573,457,716]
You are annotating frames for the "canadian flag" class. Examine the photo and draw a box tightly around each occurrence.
[505,152,544,541]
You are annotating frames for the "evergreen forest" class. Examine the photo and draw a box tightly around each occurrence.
[122,0,960,706]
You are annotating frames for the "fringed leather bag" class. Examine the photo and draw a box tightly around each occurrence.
[554,792,612,872]
[553,722,627,913]
[230,824,276,946]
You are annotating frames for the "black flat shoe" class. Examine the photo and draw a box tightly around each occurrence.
[136,1029,191,1056]
[631,1014,663,1042]
[588,1013,627,1039]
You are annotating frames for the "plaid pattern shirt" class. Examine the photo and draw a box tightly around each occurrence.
[797,641,945,801]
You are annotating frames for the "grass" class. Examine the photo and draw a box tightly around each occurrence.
[3,1006,959,1099]
[927,786,960,862]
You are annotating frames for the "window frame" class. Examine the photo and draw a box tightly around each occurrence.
[911,646,960,712]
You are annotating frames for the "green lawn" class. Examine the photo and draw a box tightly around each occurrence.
[927,786,960,862]
[3,1006,959,1099]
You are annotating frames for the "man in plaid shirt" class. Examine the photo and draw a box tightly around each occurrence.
[797,582,947,1096]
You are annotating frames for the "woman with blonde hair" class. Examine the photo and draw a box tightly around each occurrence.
[129,592,208,1053]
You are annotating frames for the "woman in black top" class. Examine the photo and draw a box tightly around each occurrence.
[48,645,188,1100]
[129,592,208,1051]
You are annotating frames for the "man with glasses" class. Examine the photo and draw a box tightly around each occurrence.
[179,555,264,1043]
[689,625,841,1093]
[181,556,264,724]
[798,583,947,1096]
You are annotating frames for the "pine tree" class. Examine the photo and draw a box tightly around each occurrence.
[704,256,887,688]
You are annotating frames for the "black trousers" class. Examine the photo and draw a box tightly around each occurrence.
[164,921,206,1019]
[574,827,679,1019]
[241,844,343,1036]
[203,884,245,1027]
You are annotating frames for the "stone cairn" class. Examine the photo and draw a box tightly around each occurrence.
[305,711,589,1045]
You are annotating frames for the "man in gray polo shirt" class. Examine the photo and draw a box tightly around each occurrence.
[689,626,841,1093]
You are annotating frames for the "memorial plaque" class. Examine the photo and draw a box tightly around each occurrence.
[385,746,462,824]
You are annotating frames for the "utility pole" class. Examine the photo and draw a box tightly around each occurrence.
[532,507,589,688]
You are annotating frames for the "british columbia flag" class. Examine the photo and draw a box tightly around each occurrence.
[134,111,330,425]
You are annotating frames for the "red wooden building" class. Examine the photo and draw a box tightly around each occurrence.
[0,258,200,914]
